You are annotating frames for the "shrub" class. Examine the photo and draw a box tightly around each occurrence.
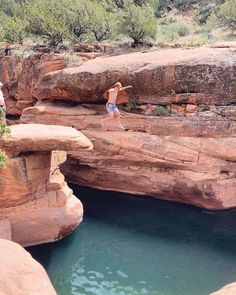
[0,150,8,168]
[119,0,157,45]
[160,23,179,42]
[0,122,11,137]
[154,105,170,116]
[217,0,236,33]
[25,0,72,46]
[183,34,211,47]
[195,3,220,24]
[2,16,28,43]
[87,1,114,41]
[0,122,10,168]
[175,20,192,37]
[159,20,193,42]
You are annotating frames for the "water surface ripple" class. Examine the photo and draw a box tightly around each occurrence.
[29,185,236,295]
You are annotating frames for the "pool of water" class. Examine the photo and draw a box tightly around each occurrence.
[29,185,236,295]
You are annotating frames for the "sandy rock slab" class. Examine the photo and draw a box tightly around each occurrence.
[0,123,93,157]
[0,239,56,295]
[210,283,236,295]
[21,102,236,137]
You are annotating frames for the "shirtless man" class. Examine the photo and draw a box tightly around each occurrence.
[0,82,6,124]
[101,82,132,130]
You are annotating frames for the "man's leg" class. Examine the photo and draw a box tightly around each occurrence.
[101,112,114,129]
[114,109,125,129]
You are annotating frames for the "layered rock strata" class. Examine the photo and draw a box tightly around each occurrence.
[0,124,92,246]
[33,46,236,105]
[19,44,236,210]
[0,238,56,295]
[4,44,236,209]
[0,53,67,116]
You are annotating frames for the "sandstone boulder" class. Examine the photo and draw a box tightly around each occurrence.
[34,46,236,105]
[0,239,56,295]
[0,124,93,246]
[0,54,67,115]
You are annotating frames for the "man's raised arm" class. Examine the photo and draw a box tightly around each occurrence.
[120,85,133,91]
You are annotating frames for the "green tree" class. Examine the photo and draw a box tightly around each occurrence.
[217,0,236,33]
[119,0,157,45]
[65,0,114,42]
[195,3,220,24]
[87,1,114,41]
[0,2,28,43]
[25,0,72,46]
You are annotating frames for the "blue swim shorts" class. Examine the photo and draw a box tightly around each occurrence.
[106,103,118,113]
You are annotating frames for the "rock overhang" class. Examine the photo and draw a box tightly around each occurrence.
[0,123,93,157]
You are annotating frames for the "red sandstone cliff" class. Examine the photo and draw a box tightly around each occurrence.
[1,44,236,210]
[0,124,92,246]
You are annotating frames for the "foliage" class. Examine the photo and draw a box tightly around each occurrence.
[195,3,220,24]
[24,0,72,46]
[0,150,8,168]
[217,0,236,33]
[0,4,28,43]
[119,0,157,44]
[0,107,5,118]
[205,12,219,32]
[183,34,211,47]
[0,122,10,137]
[0,122,10,168]
[157,18,193,43]
[154,105,170,116]
[0,0,232,46]
[125,98,137,111]
[87,1,114,41]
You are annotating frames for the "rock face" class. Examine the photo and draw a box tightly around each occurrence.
[0,238,56,295]
[0,53,67,116]
[5,44,236,210]
[0,124,93,246]
[210,283,236,295]
[34,46,236,105]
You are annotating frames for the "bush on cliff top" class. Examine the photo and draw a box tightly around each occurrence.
[0,150,8,168]
[119,0,157,44]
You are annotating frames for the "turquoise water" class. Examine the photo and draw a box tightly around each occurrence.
[29,185,236,295]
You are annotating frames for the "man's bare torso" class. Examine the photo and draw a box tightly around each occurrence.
[108,88,118,104]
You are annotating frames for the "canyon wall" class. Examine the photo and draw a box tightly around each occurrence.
[1,44,236,209]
